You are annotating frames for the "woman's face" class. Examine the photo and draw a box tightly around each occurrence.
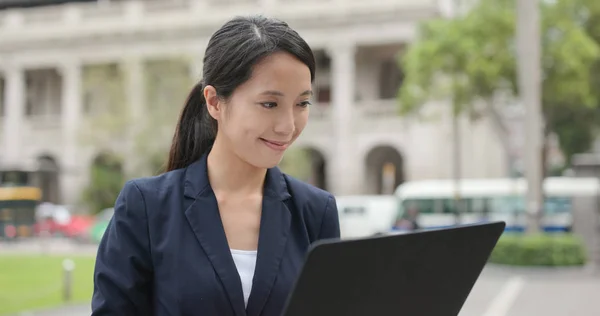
[206,51,312,169]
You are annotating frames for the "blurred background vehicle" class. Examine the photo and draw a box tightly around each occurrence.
[89,207,113,243]
[0,169,42,240]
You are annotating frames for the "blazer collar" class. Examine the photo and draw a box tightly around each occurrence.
[183,153,292,316]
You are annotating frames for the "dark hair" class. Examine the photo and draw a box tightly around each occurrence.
[166,15,316,171]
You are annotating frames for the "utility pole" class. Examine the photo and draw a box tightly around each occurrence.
[516,0,543,233]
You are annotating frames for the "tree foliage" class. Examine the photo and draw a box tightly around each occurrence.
[80,58,194,176]
[279,147,313,182]
[81,153,125,215]
[398,0,600,164]
[80,64,128,150]
[79,58,194,212]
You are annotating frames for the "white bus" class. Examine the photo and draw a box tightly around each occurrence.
[393,177,600,232]
[335,195,398,239]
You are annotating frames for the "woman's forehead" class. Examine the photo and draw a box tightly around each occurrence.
[241,53,312,93]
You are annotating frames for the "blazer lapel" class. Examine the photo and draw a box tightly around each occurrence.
[245,167,292,316]
[183,155,247,316]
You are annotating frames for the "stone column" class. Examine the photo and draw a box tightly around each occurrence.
[122,57,145,177]
[59,61,83,205]
[1,65,25,166]
[326,43,357,195]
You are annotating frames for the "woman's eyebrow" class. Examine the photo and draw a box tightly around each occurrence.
[259,90,313,97]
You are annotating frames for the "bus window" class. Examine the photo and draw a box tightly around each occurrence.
[0,171,30,187]
[442,199,468,214]
[402,199,437,214]
[14,206,35,224]
[0,187,41,239]
[343,206,366,215]
[489,196,525,213]
[0,208,12,221]
[544,197,571,214]
[469,198,489,214]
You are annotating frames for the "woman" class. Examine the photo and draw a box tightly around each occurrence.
[91,15,340,316]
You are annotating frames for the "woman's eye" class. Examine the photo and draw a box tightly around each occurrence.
[298,100,312,108]
[260,102,277,109]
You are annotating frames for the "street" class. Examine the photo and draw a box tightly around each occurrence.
[12,264,600,316]
[460,265,600,316]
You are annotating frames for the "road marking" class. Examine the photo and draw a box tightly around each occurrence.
[482,276,525,316]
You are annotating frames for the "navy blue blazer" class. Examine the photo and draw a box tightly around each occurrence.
[91,154,341,316]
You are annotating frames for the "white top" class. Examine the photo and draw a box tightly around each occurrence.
[230,249,258,307]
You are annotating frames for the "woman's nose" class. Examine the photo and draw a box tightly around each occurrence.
[273,111,295,136]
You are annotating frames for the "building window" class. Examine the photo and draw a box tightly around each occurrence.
[317,86,331,103]
[379,59,404,99]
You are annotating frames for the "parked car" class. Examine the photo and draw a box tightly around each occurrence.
[34,204,95,240]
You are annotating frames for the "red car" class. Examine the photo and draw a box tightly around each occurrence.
[34,204,95,240]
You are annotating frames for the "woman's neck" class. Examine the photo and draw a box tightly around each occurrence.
[207,136,266,195]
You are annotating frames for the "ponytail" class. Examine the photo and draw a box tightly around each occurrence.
[166,80,217,171]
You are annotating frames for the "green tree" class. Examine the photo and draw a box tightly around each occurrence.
[398,0,600,167]
[81,153,125,215]
[80,58,194,177]
[79,58,194,213]
[78,64,128,213]
[80,64,128,151]
[279,147,313,182]
[564,0,600,160]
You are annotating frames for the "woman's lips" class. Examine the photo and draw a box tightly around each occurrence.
[260,138,290,151]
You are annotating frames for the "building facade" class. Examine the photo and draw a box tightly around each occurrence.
[0,0,511,206]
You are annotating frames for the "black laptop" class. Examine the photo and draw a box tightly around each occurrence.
[281,221,506,316]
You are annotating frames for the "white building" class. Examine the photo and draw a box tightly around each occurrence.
[0,0,512,206]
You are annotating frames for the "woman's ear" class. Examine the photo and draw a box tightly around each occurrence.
[204,85,221,120]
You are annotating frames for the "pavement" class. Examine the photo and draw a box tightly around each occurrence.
[460,265,600,316]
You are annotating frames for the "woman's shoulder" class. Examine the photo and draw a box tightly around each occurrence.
[282,174,340,240]
[281,173,337,227]
[124,168,187,202]
[282,173,334,206]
